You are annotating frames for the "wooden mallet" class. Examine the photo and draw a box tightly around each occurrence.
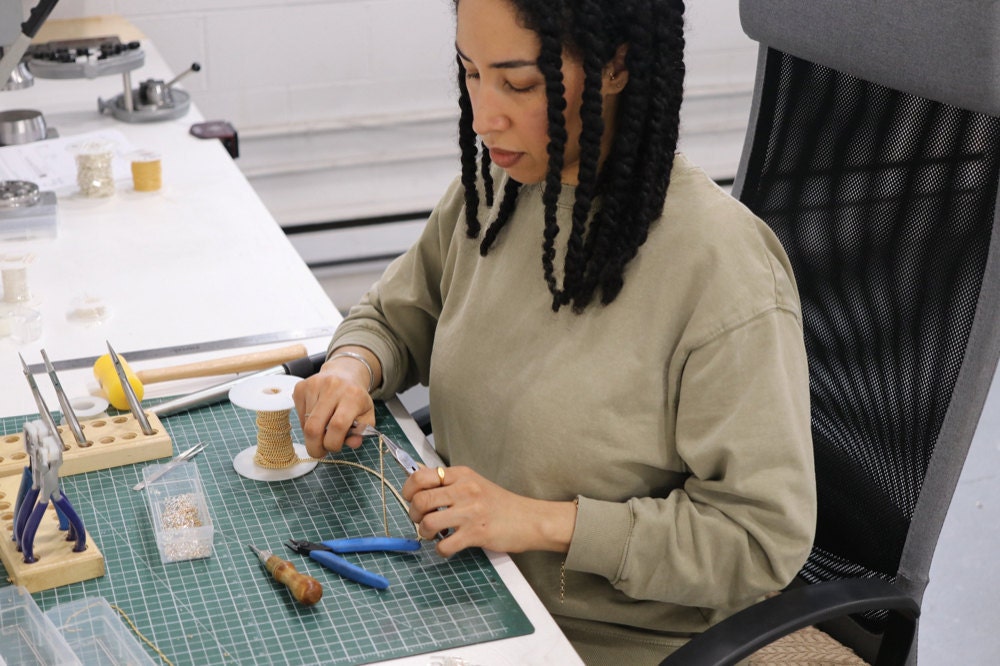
[93,343,308,410]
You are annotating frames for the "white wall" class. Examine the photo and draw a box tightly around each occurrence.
[33,1,757,304]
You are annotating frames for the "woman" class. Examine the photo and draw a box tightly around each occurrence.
[293,0,816,662]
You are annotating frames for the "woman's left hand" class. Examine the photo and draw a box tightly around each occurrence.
[402,465,577,558]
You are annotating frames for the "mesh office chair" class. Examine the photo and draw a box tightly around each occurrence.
[663,2,1000,665]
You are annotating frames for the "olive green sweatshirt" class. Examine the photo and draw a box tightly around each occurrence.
[331,154,816,663]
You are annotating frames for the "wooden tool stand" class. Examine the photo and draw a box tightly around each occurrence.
[0,412,172,592]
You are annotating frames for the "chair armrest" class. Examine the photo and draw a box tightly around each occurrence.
[659,578,919,666]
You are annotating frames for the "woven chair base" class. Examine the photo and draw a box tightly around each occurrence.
[748,626,867,665]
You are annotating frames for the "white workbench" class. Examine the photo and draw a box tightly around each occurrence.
[0,32,581,666]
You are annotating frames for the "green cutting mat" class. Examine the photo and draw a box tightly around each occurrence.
[0,400,533,665]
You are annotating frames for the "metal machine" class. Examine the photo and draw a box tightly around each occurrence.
[1,0,200,123]
[0,0,58,91]
[0,1,59,240]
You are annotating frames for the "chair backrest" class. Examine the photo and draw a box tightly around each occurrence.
[734,1,1000,660]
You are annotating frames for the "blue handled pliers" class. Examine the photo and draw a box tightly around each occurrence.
[285,537,420,590]
[14,420,87,563]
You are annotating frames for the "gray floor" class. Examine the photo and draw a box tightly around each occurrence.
[322,266,998,665]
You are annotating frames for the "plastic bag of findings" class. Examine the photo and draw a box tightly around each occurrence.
[143,461,214,564]
[72,140,116,197]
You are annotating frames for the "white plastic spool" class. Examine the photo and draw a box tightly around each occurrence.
[228,374,317,481]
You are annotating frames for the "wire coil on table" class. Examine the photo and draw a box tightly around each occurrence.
[226,374,417,537]
[130,151,162,192]
[1,252,36,304]
[2,265,30,303]
[253,409,298,469]
[228,375,317,481]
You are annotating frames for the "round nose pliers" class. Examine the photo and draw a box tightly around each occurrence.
[285,537,421,590]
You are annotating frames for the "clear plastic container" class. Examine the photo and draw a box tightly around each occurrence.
[44,597,156,666]
[143,461,214,564]
[0,585,81,665]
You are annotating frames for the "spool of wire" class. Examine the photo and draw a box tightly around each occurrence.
[1,252,35,304]
[2,265,29,303]
[130,150,162,192]
[229,375,318,481]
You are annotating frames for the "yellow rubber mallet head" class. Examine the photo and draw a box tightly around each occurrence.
[93,352,144,410]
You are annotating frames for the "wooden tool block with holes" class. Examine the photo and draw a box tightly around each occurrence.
[0,412,173,479]
[0,473,105,592]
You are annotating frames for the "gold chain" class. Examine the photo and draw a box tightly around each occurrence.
[379,433,390,536]
[559,497,580,604]
[252,409,298,468]
[302,434,421,540]
[250,411,416,539]
[110,604,175,666]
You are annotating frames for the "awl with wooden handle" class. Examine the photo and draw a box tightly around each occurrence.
[248,543,323,606]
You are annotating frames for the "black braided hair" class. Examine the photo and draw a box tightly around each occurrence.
[480,148,495,208]
[456,58,482,238]
[455,0,686,311]
[480,177,522,255]
[560,0,608,309]
[535,12,568,302]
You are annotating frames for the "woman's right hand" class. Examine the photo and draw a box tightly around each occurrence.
[292,351,379,458]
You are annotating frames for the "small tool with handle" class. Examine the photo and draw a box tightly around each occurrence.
[285,537,421,590]
[133,342,307,384]
[18,352,62,443]
[248,543,323,606]
[17,353,77,534]
[133,442,206,491]
[94,343,309,411]
[40,349,87,446]
[349,422,420,475]
[106,341,155,435]
[148,351,328,417]
[348,423,451,540]
[15,420,87,563]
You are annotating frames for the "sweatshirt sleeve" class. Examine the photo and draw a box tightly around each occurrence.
[330,176,466,398]
[566,307,817,609]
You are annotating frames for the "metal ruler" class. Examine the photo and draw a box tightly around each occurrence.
[27,327,336,374]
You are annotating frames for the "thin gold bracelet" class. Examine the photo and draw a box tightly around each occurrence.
[559,497,580,603]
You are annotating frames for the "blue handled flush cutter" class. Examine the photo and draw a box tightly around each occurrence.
[285,537,420,590]
[13,420,87,563]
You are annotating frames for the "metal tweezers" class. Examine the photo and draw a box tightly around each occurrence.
[133,442,206,490]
